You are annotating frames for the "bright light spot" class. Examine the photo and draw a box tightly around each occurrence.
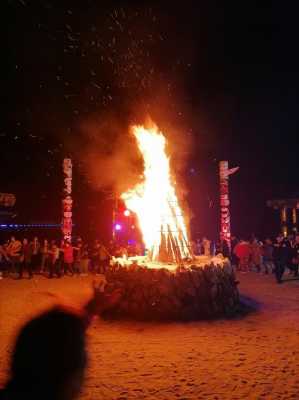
[115,223,122,231]
[124,209,130,217]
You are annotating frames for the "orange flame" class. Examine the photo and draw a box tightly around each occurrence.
[121,123,191,263]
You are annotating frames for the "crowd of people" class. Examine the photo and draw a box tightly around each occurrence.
[231,234,299,283]
[1,233,299,284]
[0,235,143,280]
[192,233,299,284]
[226,234,299,283]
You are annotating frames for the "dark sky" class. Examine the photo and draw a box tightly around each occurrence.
[1,0,299,239]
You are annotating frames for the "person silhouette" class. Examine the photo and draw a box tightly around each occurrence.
[0,282,122,400]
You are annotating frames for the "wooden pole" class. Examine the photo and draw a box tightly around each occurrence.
[219,161,238,249]
[62,158,73,242]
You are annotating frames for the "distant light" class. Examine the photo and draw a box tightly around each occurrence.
[115,223,122,231]
[124,209,130,217]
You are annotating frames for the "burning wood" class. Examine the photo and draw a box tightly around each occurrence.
[121,122,192,263]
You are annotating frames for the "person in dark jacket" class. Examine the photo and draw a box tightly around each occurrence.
[221,239,231,259]
[290,234,299,277]
[262,238,274,274]
[19,238,33,279]
[273,236,292,283]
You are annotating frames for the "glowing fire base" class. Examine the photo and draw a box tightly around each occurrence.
[104,257,240,321]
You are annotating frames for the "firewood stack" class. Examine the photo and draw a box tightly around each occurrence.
[149,224,192,265]
[103,261,240,321]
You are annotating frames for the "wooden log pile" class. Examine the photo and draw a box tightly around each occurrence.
[103,261,240,321]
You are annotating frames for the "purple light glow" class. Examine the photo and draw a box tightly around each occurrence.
[115,223,122,231]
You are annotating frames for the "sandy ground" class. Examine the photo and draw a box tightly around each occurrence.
[1,272,299,399]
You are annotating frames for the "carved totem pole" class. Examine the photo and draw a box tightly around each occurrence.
[62,158,73,241]
[219,161,238,248]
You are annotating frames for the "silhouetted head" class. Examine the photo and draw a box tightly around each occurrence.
[276,235,283,244]
[4,307,87,400]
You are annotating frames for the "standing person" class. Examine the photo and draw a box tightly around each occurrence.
[91,240,101,273]
[233,238,252,273]
[73,239,83,275]
[48,241,61,278]
[221,239,230,258]
[190,240,197,256]
[109,240,116,256]
[40,239,50,274]
[30,237,41,273]
[6,236,22,276]
[211,241,216,256]
[293,235,299,277]
[251,238,263,272]
[19,238,33,279]
[273,236,292,283]
[63,241,74,276]
[196,238,202,255]
[262,238,274,274]
[80,244,90,276]
[58,240,65,274]
[98,243,110,274]
[289,234,299,277]
[0,243,9,277]
[202,237,211,256]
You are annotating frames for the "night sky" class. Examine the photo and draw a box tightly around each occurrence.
[1,0,299,240]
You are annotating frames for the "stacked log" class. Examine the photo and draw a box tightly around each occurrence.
[103,261,240,321]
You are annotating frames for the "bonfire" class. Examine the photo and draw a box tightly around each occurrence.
[121,122,191,264]
[106,121,239,320]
